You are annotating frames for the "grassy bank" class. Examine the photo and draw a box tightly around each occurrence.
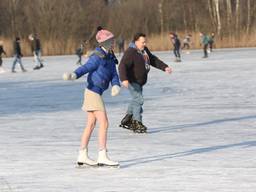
[1,31,256,57]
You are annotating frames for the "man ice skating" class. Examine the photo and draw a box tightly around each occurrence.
[200,32,209,58]
[29,33,44,69]
[118,32,172,133]
[29,33,44,70]
[12,37,26,73]
[0,40,7,73]
[63,28,120,167]
[169,32,181,62]
[75,41,86,65]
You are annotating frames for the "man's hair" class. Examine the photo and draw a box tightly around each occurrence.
[133,33,146,42]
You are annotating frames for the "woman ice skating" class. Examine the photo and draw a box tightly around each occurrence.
[169,32,181,62]
[118,33,172,133]
[182,34,192,54]
[12,37,26,73]
[0,40,7,73]
[63,29,121,167]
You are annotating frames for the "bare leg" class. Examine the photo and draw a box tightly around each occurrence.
[94,110,119,166]
[93,110,108,150]
[80,112,96,150]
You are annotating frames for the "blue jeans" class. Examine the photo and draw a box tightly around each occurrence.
[34,50,43,67]
[173,46,180,58]
[12,55,25,71]
[127,83,144,122]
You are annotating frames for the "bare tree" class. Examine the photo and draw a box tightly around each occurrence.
[226,0,232,34]
[8,0,20,37]
[158,0,164,37]
[214,0,221,35]
[208,0,215,29]
[246,0,251,34]
[235,0,240,34]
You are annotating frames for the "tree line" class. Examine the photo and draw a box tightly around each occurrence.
[0,0,255,55]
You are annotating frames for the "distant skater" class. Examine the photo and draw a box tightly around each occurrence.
[117,35,125,56]
[0,40,7,73]
[200,32,209,58]
[208,32,215,52]
[182,34,192,54]
[28,33,44,70]
[12,37,26,73]
[75,41,86,65]
[169,32,181,62]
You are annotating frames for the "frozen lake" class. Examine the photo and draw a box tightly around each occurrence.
[0,48,256,192]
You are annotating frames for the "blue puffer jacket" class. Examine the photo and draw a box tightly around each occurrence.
[74,47,120,95]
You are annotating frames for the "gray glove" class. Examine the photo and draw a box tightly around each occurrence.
[111,85,120,96]
[63,72,77,80]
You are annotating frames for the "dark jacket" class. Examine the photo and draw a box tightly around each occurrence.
[76,45,84,56]
[201,35,209,45]
[74,47,120,95]
[13,41,22,57]
[171,36,181,49]
[118,43,168,86]
[0,46,6,56]
[208,35,215,44]
[31,38,41,53]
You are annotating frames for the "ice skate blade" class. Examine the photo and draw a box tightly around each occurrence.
[133,131,147,134]
[119,124,133,130]
[97,163,120,168]
[133,129,147,134]
[76,162,98,168]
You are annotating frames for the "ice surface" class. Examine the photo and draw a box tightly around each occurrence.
[0,48,256,192]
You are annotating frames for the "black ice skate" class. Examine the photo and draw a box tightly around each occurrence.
[131,120,147,133]
[33,66,41,70]
[175,57,181,62]
[119,114,133,130]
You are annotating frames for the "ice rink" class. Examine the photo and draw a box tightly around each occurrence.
[0,48,256,192]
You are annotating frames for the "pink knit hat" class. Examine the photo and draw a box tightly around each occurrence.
[96,29,114,43]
